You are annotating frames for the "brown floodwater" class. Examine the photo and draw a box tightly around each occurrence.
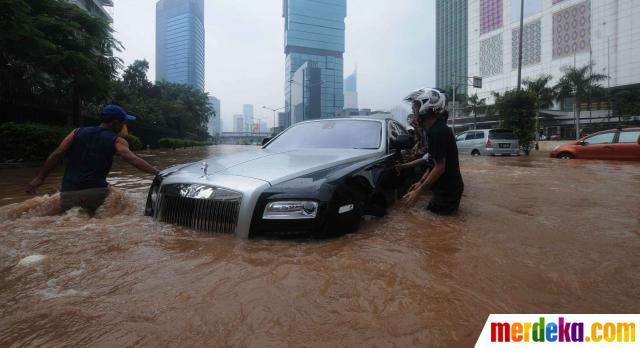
[1,146,639,347]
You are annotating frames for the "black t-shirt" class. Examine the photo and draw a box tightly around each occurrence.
[426,119,464,193]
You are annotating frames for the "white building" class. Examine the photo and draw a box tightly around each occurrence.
[468,0,640,103]
[243,104,254,132]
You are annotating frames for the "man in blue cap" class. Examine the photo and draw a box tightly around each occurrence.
[27,104,160,214]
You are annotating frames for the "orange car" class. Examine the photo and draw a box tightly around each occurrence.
[550,128,640,160]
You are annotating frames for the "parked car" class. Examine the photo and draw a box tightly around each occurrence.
[145,118,414,238]
[550,128,640,160]
[455,129,519,156]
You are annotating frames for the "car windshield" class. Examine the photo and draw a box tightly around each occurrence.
[266,120,382,150]
[489,130,517,140]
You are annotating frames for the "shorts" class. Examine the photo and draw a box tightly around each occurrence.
[426,186,463,215]
[60,187,110,215]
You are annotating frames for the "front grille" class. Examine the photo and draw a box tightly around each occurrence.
[155,184,241,234]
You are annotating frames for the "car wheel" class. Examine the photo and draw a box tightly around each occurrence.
[471,149,480,156]
[558,152,575,159]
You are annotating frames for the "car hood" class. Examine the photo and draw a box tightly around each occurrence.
[168,148,382,185]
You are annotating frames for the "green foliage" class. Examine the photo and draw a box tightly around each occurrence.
[111,60,213,139]
[158,137,209,149]
[494,90,537,154]
[121,133,142,151]
[0,0,122,125]
[0,122,70,161]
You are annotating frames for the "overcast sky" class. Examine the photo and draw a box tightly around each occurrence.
[112,0,436,130]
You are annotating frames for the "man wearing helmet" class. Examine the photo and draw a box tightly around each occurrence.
[402,88,464,215]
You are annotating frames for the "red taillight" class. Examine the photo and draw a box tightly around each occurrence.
[486,138,492,147]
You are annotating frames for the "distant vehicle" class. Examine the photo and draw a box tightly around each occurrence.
[550,128,640,160]
[145,118,414,238]
[455,129,519,156]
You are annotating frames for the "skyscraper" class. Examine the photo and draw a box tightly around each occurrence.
[344,68,358,109]
[283,0,346,124]
[233,114,244,133]
[208,96,221,136]
[242,104,254,133]
[436,0,468,94]
[156,0,205,90]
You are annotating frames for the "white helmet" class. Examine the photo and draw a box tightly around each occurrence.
[403,87,447,115]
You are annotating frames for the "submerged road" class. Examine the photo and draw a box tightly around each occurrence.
[1,145,639,347]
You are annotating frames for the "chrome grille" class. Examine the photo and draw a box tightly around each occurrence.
[155,184,242,234]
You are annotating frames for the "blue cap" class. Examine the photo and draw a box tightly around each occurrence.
[100,104,137,122]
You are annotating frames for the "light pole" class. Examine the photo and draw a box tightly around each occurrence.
[262,105,285,135]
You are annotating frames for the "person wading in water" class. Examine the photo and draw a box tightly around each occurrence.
[402,88,464,215]
[26,104,160,214]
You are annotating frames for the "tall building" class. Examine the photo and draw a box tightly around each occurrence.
[436,0,468,94]
[68,0,113,22]
[290,62,322,123]
[283,0,346,125]
[208,96,221,136]
[156,0,205,90]
[278,111,289,129]
[344,68,358,109]
[242,104,254,132]
[464,0,640,136]
[233,114,244,133]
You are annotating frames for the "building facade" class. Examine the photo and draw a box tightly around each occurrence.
[242,104,254,133]
[344,68,358,109]
[208,96,221,136]
[233,114,244,133]
[156,0,205,90]
[277,111,289,129]
[436,0,468,94]
[68,0,113,22]
[283,0,346,125]
[468,0,640,101]
[464,0,640,136]
[290,62,322,123]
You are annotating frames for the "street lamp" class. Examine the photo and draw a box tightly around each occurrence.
[262,105,284,134]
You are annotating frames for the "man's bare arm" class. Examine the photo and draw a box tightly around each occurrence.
[114,138,160,175]
[27,130,76,194]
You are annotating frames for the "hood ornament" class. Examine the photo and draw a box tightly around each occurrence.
[200,162,208,177]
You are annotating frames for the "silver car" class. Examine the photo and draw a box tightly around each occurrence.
[145,118,414,238]
[455,129,519,156]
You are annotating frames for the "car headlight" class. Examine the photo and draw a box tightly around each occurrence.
[145,176,163,216]
[262,201,318,220]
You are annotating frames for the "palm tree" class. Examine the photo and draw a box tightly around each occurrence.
[523,74,554,145]
[554,64,607,140]
[466,94,486,130]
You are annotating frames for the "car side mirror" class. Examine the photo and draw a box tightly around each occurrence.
[391,134,414,150]
[261,137,271,146]
[577,140,586,146]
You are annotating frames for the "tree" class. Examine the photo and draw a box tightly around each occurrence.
[0,0,122,126]
[554,64,607,140]
[523,74,555,146]
[122,59,152,97]
[496,89,537,155]
[466,94,486,130]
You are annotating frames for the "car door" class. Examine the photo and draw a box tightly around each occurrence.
[574,131,616,159]
[612,130,640,160]
[456,132,468,153]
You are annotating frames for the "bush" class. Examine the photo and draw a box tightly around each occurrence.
[0,122,71,162]
[121,133,142,151]
[158,137,209,149]
[495,90,537,154]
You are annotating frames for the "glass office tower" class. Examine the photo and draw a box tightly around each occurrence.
[436,0,468,94]
[283,0,346,124]
[156,0,205,90]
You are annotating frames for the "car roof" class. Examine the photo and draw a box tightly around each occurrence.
[295,117,390,125]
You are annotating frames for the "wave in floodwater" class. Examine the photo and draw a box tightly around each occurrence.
[1,146,639,347]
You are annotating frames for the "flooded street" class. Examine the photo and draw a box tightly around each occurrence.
[1,145,639,347]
